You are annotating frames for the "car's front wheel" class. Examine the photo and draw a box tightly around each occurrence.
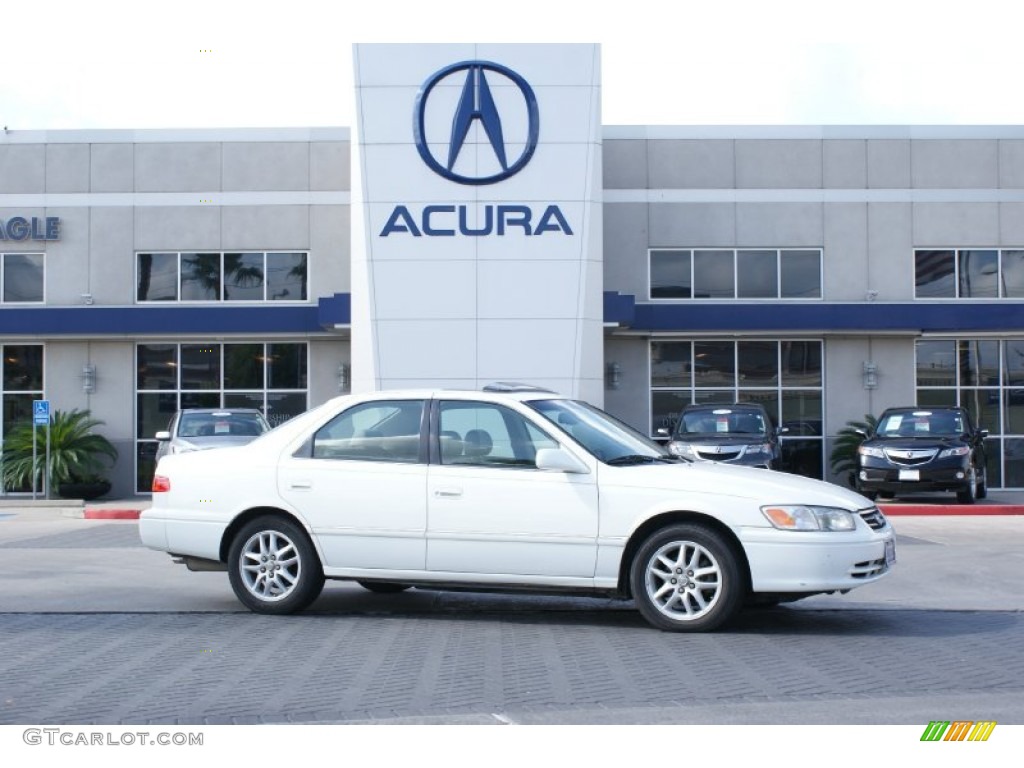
[630,523,744,632]
[228,516,325,614]
[956,465,979,505]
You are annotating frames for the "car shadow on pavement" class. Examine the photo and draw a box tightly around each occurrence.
[299,586,1021,639]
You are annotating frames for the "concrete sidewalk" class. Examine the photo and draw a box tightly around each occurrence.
[0,498,151,520]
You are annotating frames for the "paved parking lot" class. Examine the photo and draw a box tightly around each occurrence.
[1,507,1022,724]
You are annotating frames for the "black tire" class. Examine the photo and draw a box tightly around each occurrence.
[859,490,879,501]
[977,468,988,500]
[630,523,744,632]
[358,581,411,594]
[227,516,324,614]
[956,465,978,505]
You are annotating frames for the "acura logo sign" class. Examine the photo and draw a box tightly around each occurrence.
[413,61,539,185]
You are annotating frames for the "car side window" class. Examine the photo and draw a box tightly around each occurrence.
[438,401,558,468]
[311,400,425,463]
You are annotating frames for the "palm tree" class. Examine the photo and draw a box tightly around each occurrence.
[1,409,118,496]
[829,414,878,487]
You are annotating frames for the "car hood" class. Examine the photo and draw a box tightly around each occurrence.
[670,435,770,446]
[605,461,874,509]
[862,437,963,450]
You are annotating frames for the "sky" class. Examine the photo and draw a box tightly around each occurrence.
[2,0,1023,131]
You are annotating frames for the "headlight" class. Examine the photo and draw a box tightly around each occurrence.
[171,442,199,454]
[939,446,970,458]
[858,445,885,459]
[746,443,772,455]
[761,505,857,532]
[668,442,696,459]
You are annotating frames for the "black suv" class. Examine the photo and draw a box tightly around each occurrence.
[856,406,988,504]
[665,403,784,469]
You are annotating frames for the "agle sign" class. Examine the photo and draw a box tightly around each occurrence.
[0,216,60,241]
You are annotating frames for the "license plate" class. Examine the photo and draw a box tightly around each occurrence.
[898,469,920,481]
[885,539,896,566]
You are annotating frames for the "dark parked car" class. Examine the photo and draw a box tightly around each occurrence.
[155,408,271,463]
[856,406,988,504]
[664,403,785,469]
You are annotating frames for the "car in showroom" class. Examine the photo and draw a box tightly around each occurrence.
[855,406,988,504]
[140,385,895,632]
[154,408,271,463]
[664,403,785,470]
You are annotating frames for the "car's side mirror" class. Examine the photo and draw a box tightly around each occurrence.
[535,447,589,474]
[854,428,868,438]
[979,429,990,439]
[656,427,670,437]
[777,426,790,436]
[155,431,171,441]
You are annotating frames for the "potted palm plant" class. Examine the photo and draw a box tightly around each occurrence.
[829,414,878,487]
[1,408,118,500]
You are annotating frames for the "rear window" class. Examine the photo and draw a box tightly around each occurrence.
[177,412,269,438]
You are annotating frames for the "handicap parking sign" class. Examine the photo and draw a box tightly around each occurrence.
[33,399,50,425]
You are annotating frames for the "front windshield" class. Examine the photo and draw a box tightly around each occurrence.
[677,408,768,437]
[877,410,964,437]
[529,399,672,463]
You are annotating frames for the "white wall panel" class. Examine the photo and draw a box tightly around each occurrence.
[352,44,603,398]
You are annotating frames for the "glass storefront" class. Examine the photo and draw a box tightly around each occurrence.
[135,342,309,492]
[1,345,45,494]
[917,338,1024,488]
[650,339,825,478]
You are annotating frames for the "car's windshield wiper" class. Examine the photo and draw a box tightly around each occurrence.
[606,454,680,466]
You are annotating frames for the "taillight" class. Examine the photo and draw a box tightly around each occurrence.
[152,475,171,493]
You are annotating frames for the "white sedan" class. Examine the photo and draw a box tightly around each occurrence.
[139,385,895,632]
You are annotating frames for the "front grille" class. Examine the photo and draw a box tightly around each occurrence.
[883,448,938,466]
[850,558,888,579]
[859,507,888,530]
[697,449,741,461]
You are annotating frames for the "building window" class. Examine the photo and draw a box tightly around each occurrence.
[1,345,45,493]
[650,339,824,478]
[1,253,44,303]
[136,252,308,302]
[135,342,309,493]
[914,249,1024,298]
[650,249,822,300]
[916,338,1024,489]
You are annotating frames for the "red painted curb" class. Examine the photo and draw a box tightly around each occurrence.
[83,509,143,520]
[880,504,1024,516]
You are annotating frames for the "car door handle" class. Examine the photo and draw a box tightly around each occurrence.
[289,481,312,490]
[434,487,463,498]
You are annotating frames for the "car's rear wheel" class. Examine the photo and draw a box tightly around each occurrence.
[956,465,978,505]
[228,516,324,614]
[357,581,411,594]
[630,524,744,632]
[977,466,988,500]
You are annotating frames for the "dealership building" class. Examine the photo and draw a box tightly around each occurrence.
[3,42,1024,497]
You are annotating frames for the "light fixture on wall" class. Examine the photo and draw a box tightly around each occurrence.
[337,362,351,393]
[81,364,97,394]
[606,361,622,390]
[862,361,878,390]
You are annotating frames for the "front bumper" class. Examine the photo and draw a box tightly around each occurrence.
[857,457,969,494]
[738,524,895,593]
